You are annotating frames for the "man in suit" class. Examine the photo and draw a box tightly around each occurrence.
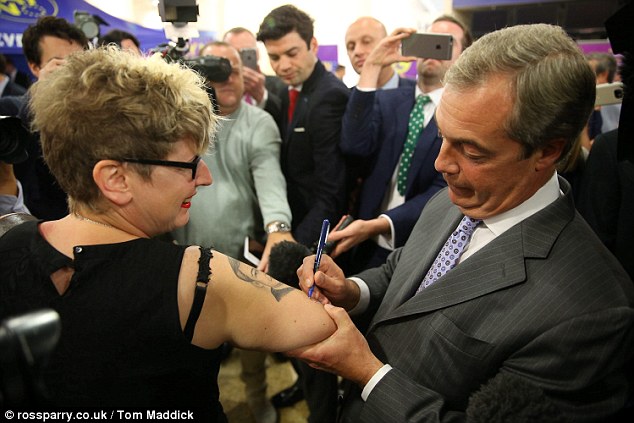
[223,27,286,131]
[342,17,417,219]
[292,24,634,422]
[0,54,26,97]
[257,5,349,248]
[329,16,471,273]
[344,17,415,90]
[257,5,350,421]
[2,55,32,90]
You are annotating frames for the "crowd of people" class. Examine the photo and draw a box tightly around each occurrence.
[0,3,633,423]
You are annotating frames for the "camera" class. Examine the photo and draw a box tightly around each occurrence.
[0,116,29,164]
[152,1,231,84]
[182,56,232,83]
[0,308,60,406]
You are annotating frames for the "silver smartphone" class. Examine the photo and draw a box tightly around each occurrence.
[595,82,624,106]
[401,33,453,60]
[239,48,258,70]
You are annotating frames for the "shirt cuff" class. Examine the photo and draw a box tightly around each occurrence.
[347,277,370,316]
[361,364,393,401]
[375,214,395,250]
[355,86,377,93]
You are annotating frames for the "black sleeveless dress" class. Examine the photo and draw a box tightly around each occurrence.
[0,221,227,422]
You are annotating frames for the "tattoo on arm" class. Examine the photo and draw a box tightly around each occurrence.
[227,256,294,301]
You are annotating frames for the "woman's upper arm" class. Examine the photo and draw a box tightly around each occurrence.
[180,248,335,351]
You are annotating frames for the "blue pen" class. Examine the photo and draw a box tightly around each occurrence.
[309,219,330,298]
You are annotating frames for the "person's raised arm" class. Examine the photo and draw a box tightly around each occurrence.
[357,28,417,89]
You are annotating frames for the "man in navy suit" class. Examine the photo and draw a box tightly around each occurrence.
[329,16,472,273]
[294,23,634,423]
[257,5,350,422]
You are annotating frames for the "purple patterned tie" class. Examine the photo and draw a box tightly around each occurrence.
[416,216,481,294]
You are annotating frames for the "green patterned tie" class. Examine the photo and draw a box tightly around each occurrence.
[397,94,432,195]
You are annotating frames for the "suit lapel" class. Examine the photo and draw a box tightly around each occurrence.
[383,88,415,170]
[369,178,575,330]
[392,229,527,319]
[404,117,439,194]
[282,61,325,142]
[369,203,462,326]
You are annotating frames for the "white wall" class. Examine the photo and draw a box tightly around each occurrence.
[87,0,448,87]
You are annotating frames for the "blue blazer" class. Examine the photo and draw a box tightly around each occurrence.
[341,85,446,247]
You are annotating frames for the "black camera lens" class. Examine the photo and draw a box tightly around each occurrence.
[0,117,29,164]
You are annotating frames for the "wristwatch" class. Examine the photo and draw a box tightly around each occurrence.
[266,221,291,234]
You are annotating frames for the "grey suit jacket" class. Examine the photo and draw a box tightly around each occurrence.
[341,177,634,422]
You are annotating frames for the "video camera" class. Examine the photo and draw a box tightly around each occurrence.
[153,0,231,84]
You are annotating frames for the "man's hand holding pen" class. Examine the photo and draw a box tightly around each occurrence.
[297,254,361,311]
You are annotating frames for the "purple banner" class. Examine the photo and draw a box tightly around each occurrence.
[578,40,613,55]
[317,44,339,73]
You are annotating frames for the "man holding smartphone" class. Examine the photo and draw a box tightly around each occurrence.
[330,15,472,273]
[344,16,415,90]
[223,27,287,131]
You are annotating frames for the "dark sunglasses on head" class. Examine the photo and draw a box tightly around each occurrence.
[116,156,202,180]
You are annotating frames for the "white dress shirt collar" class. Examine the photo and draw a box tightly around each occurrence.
[380,72,400,90]
[482,172,561,237]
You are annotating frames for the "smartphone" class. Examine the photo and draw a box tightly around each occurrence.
[239,48,258,70]
[595,82,624,106]
[323,215,354,254]
[401,33,453,60]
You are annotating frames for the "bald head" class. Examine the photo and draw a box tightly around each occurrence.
[345,17,388,74]
[223,27,258,51]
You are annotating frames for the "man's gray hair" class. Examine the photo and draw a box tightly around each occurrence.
[444,24,595,162]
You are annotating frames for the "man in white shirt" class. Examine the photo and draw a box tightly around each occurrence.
[292,24,634,422]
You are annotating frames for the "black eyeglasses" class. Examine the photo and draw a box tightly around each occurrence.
[117,156,202,180]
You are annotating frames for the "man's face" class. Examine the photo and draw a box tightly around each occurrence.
[345,18,386,74]
[263,31,317,87]
[416,20,465,82]
[29,35,83,78]
[200,45,244,115]
[434,74,553,219]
